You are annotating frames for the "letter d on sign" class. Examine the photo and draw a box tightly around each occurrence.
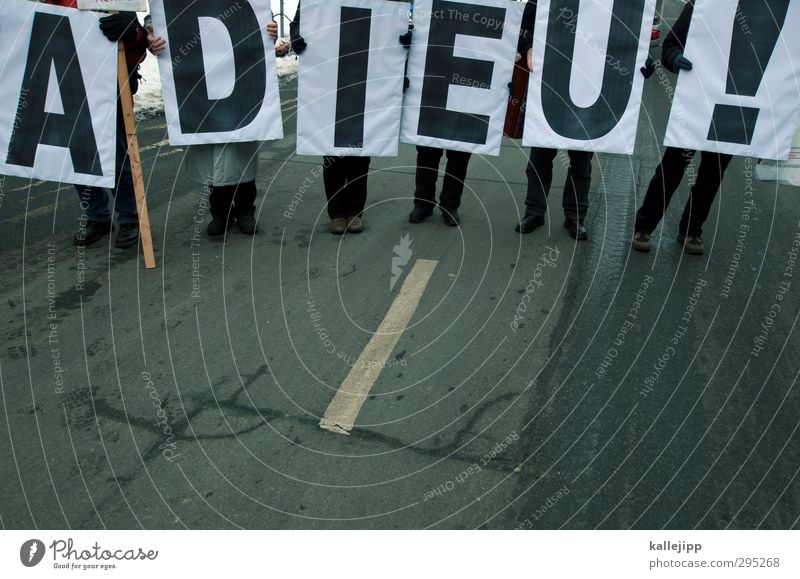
[163,0,267,134]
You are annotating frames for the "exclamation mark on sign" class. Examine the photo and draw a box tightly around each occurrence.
[707,0,790,146]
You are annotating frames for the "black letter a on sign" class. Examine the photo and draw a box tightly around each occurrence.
[7,12,102,176]
[540,0,646,140]
[164,0,266,134]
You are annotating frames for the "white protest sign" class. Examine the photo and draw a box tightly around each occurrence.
[523,0,656,154]
[150,0,283,146]
[664,0,800,160]
[400,0,525,156]
[0,0,118,188]
[78,0,148,11]
[296,0,411,157]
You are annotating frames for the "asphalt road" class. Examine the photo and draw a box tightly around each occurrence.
[1,3,798,530]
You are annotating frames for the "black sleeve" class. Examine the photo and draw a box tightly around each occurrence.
[289,2,301,44]
[661,1,693,74]
[517,0,537,56]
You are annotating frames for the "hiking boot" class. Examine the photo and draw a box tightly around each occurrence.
[632,230,651,252]
[346,216,364,234]
[329,218,348,235]
[677,233,704,255]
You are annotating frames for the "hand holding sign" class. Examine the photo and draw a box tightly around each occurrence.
[99,12,143,42]
[674,54,693,71]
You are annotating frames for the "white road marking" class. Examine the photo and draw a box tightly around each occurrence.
[320,259,438,435]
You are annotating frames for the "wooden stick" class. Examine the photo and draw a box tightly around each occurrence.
[117,42,156,269]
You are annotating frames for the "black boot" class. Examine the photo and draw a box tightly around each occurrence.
[233,180,258,234]
[441,207,460,227]
[208,185,235,237]
[115,223,139,249]
[73,220,111,247]
[409,202,434,223]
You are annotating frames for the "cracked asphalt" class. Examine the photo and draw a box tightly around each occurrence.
[1,3,799,530]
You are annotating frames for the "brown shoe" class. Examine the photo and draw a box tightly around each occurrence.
[346,216,364,234]
[677,233,704,255]
[631,230,651,252]
[329,217,348,235]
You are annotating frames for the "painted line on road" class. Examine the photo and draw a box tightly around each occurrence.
[319,259,438,436]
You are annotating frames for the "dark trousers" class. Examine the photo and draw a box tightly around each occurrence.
[635,147,733,237]
[73,104,138,225]
[323,156,371,219]
[209,180,257,219]
[414,146,472,211]
[525,148,593,221]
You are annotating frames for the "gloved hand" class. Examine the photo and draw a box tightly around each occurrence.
[674,54,693,71]
[99,12,142,43]
[399,31,412,48]
[508,81,515,92]
[640,56,655,79]
[292,35,307,55]
[403,77,410,92]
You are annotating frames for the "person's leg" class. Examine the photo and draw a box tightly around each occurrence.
[439,150,472,211]
[232,180,257,217]
[344,156,371,218]
[108,106,140,247]
[635,147,695,234]
[323,156,349,219]
[233,180,258,234]
[208,184,236,235]
[110,106,138,225]
[344,156,371,233]
[562,151,593,222]
[73,185,112,246]
[524,147,559,217]
[323,156,350,234]
[413,146,443,208]
[679,152,734,237]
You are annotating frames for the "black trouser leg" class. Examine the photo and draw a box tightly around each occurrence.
[344,156,371,218]
[414,146,444,208]
[525,147,559,217]
[562,150,593,222]
[635,147,695,233]
[323,156,349,219]
[439,150,472,211]
[209,184,236,219]
[679,151,733,237]
[232,180,257,217]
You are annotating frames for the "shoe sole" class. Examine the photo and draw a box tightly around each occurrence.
[409,213,433,224]
[631,240,651,252]
[115,237,139,249]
